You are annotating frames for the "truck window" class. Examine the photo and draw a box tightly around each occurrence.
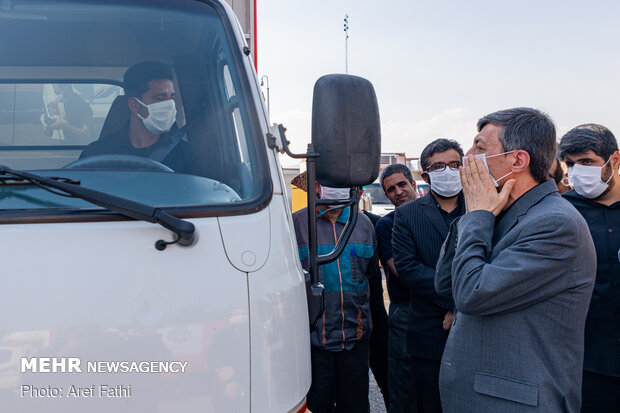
[0,0,269,216]
[0,83,122,147]
[365,183,390,204]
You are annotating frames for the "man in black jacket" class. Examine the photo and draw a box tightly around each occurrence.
[559,124,620,413]
[374,163,418,413]
[392,139,465,413]
[362,208,390,411]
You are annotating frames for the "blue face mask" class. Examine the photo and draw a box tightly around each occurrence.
[473,150,517,187]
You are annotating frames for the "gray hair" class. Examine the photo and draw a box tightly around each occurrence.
[558,123,618,161]
[477,107,556,183]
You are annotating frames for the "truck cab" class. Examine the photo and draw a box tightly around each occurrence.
[0,1,310,411]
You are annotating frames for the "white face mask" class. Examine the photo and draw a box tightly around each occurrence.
[135,98,177,134]
[320,186,350,200]
[428,168,462,197]
[474,150,517,187]
[567,158,612,199]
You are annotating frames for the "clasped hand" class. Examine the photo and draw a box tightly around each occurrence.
[461,156,515,216]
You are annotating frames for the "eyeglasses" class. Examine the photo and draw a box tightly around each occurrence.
[426,160,462,173]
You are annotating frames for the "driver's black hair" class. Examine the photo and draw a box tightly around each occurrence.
[123,61,174,98]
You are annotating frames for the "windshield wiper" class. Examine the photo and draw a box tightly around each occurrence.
[0,165,196,250]
[0,175,81,186]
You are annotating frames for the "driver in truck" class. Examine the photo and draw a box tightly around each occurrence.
[79,61,198,173]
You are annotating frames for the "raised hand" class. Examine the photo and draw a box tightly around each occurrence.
[461,155,515,216]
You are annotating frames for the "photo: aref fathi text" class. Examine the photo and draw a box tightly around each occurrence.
[21,384,132,398]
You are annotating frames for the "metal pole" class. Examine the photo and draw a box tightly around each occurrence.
[266,83,270,118]
[260,75,270,118]
[306,143,319,286]
[344,14,349,74]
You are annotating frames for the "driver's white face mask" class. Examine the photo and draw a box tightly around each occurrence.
[135,98,177,135]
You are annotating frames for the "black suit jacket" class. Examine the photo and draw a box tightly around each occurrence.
[392,192,464,360]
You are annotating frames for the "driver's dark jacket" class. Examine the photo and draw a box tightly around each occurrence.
[293,206,378,351]
[79,123,198,173]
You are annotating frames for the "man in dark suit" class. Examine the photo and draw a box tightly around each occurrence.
[392,139,465,412]
[374,163,418,412]
[362,208,390,411]
[435,107,596,412]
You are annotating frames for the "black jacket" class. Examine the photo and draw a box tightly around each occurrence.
[392,192,463,360]
[563,189,620,377]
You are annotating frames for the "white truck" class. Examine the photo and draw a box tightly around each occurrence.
[0,0,380,412]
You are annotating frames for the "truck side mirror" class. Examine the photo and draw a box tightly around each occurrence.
[280,74,381,328]
[311,74,381,187]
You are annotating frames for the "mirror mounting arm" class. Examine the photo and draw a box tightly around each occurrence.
[273,124,323,292]
[276,124,319,159]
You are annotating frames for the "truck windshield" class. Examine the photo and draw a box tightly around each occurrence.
[365,183,390,204]
[0,0,266,214]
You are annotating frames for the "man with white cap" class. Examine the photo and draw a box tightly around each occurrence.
[291,173,378,413]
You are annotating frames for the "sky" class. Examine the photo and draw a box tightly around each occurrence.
[257,0,620,167]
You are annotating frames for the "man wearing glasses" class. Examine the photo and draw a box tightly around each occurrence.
[392,138,465,412]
